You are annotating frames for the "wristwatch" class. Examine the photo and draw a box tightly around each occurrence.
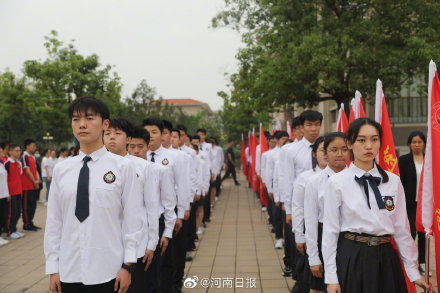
[121,263,135,274]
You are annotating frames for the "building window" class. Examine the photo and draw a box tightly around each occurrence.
[388,96,427,123]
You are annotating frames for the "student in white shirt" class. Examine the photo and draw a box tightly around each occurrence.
[209,137,224,203]
[279,111,323,283]
[303,132,350,293]
[191,135,210,235]
[323,118,432,293]
[127,126,175,292]
[56,148,68,163]
[104,118,166,292]
[41,149,54,202]
[44,97,143,293]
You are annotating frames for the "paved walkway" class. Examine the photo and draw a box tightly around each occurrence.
[0,177,292,293]
[0,176,435,292]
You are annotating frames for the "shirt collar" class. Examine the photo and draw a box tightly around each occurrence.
[148,145,165,156]
[349,162,380,178]
[323,166,336,177]
[300,137,313,147]
[24,151,32,157]
[78,146,107,162]
[7,157,18,163]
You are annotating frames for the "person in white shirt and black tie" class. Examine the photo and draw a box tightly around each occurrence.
[44,97,144,293]
[322,118,432,293]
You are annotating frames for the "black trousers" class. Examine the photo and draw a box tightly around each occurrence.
[272,203,283,239]
[142,214,165,293]
[267,192,274,225]
[61,279,115,293]
[8,194,21,234]
[203,187,211,222]
[22,189,38,226]
[215,174,222,197]
[186,203,198,252]
[0,198,8,235]
[172,219,189,289]
[221,162,238,183]
[282,210,295,269]
[407,206,426,264]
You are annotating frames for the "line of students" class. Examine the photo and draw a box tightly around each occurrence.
[43,96,226,293]
[0,139,43,246]
[254,111,433,293]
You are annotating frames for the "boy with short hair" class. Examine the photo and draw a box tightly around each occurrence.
[21,138,41,231]
[44,97,144,293]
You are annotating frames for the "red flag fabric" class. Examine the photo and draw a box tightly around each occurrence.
[375,80,416,292]
[359,96,367,118]
[250,130,259,191]
[348,102,356,124]
[336,104,349,133]
[418,61,440,287]
[241,134,248,177]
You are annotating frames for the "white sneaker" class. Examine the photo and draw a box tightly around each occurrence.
[9,232,22,239]
[16,231,25,237]
[275,238,284,249]
[261,207,267,212]
[0,237,8,246]
[215,196,219,201]
[38,200,47,204]
[196,227,204,235]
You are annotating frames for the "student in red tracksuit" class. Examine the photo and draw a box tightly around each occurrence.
[21,139,41,231]
[5,144,24,239]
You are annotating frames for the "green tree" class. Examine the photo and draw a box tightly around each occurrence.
[214,0,440,112]
[22,30,124,143]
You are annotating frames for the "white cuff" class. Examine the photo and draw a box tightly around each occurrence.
[45,260,59,275]
[163,228,173,239]
[325,272,339,285]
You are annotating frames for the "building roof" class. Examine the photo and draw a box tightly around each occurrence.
[160,98,205,105]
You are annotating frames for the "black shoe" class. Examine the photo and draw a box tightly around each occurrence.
[205,219,211,223]
[23,225,38,232]
[282,266,292,277]
[31,224,41,230]
[271,228,275,233]
[202,223,207,228]
[185,256,193,262]
[235,182,241,186]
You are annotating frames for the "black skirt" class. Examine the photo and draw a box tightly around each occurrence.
[336,233,408,293]
[304,223,325,291]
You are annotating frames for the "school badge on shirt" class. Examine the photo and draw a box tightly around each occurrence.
[383,196,395,211]
[162,158,169,166]
[103,171,116,184]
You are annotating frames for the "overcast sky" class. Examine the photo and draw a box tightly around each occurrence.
[0,0,242,110]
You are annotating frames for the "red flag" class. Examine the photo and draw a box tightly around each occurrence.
[418,60,440,287]
[250,129,259,191]
[348,100,356,123]
[241,134,248,176]
[336,103,349,133]
[375,79,417,293]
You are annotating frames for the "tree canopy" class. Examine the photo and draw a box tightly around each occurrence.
[215,0,440,139]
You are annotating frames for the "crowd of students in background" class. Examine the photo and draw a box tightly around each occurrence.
[0,142,81,245]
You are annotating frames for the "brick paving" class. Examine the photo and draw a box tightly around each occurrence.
[0,176,436,292]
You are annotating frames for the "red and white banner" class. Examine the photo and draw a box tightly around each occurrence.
[417,60,440,287]
[349,91,366,123]
[336,103,349,133]
[259,124,269,206]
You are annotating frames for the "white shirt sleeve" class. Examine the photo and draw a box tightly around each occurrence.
[322,178,342,284]
[304,177,321,266]
[144,166,161,251]
[292,174,307,244]
[160,166,177,239]
[44,166,62,274]
[255,145,261,176]
[173,155,189,219]
[392,180,421,281]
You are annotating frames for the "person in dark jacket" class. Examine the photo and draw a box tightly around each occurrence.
[398,130,427,274]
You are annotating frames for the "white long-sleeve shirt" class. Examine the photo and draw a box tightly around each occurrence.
[181,145,198,202]
[255,144,261,176]
[263,147,280,194]
[260,149,271,187]
[322,163,421,284]
[291,168,322,244]
[199,150,211,194]
[211,145,224,176]
[125,154,161,254]
[146,146,178,238]
[282,138,314,214]
[304,166,335,266]
[44,147,144,285]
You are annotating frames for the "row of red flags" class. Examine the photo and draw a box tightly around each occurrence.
[240,61,440,289]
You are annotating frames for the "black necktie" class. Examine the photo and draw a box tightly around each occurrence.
[150,152,155,162]
[310,144,317,168]
[355,173,385,209]
[75,156,92,222]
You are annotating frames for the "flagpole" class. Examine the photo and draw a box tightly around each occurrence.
[425,233,431,292]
